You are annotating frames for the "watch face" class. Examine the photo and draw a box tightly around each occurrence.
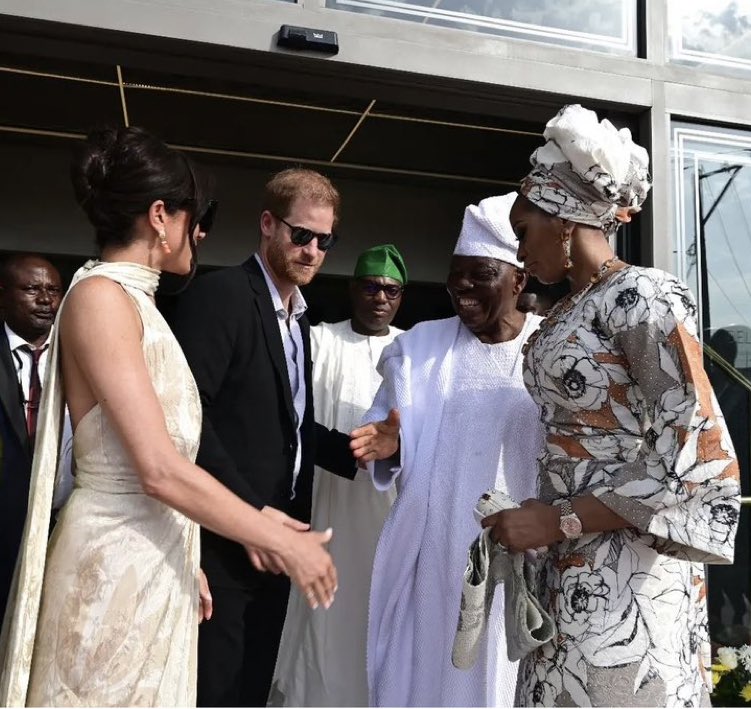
[561,515,583,538]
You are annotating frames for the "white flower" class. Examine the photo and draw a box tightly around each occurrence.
[540,348,610,411]
[557,564,624,652]
[671,679,700,707]
[717,646,738,669]
[580,300,613,354]
[697,484,741,545]
[603,271,666,331]
[527,661,559,706]
[737,645,751,672]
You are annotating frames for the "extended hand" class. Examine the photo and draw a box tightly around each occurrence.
[350,408,400,464]
[283,528,338,610]
[482,499,563,552]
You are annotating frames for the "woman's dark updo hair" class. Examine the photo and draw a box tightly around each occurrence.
[71,126,208,251]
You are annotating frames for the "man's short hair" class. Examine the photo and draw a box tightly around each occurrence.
[261,168,341,228]
[0,253,57,288]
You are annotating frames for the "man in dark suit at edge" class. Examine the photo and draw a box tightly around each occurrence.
[0,254,68,627]
[170,168,358,707]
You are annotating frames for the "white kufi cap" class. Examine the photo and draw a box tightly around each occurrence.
[453,192,522,268]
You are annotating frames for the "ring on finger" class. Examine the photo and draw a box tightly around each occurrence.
[305,589,316,600]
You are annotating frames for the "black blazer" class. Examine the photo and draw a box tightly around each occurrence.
[0,324,32,620]
[170,256,356,588]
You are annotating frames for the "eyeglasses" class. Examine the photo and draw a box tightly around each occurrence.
[273,214,338,252]
[358,280,404,300]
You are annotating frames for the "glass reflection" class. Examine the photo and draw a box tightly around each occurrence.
[325,0,637,55]
[669,0,751,75]
[672,122,751,650]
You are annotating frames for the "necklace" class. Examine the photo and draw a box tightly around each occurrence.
[589,256,620,285]
[521,256,622,356]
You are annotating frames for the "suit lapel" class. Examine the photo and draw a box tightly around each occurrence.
[300,315,312,392]
[0,325,29,450]
[300,314,315,430]
[242,258,296,427]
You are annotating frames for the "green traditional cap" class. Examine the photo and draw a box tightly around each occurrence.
[354,244,408,284]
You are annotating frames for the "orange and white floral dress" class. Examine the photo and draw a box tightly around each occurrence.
[518,265,741,707]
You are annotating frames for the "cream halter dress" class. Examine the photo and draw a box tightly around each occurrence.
[0,260,202,706]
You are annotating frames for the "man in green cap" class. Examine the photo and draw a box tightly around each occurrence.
[350,244,407,338]
[271,244,406,707]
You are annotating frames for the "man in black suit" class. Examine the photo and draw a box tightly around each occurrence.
[0,254,63,625]
[170,168,357,707]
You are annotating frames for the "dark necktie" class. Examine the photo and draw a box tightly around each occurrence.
[19,344,47,450]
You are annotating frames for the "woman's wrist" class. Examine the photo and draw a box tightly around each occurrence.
[267,525,295,559]
[547,504,566,544]
[245,510,293,558]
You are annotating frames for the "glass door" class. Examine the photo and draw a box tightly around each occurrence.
[673,123,751,649]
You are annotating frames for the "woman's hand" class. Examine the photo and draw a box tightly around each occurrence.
[260,506,310,531]
[198,568,213,623]
[261,528,338,610]
[246,507,310,574]
[482,499,563,552]
[350,409,400,464]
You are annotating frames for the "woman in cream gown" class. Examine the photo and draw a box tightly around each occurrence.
[0,127,338,707]
[27,259,202,706]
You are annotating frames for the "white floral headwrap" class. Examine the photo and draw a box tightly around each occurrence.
[520,104,651,236]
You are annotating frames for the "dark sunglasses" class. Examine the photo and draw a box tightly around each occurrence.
[273,214,338,252]
[359,280,404,300]
[161,157,214,296]
[191,199,219,236]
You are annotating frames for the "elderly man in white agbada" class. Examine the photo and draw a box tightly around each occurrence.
[271,245,407,707]
[351,193,545,707]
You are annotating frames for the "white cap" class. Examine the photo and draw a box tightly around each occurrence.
[453,192,522,268]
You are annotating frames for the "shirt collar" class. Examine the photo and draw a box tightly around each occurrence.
[4,322,52,351]
[254,253,307,320]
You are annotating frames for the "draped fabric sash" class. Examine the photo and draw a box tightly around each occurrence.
[0,260,159,706]
[364,317,459,706]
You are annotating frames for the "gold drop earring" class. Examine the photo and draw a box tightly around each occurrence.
[562,234,573,271]
[158,230,172,255]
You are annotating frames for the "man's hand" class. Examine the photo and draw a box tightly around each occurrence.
[248,548,287,574]
[481,499,563,552]
[350,408,400,464]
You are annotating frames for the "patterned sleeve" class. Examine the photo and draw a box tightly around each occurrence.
[589,268,740,564]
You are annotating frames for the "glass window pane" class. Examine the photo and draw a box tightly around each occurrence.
[326,0,637,55]
[672,121,751,653]
[669,0,751,76]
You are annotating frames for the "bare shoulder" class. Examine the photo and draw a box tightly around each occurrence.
[61,275,142,337]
